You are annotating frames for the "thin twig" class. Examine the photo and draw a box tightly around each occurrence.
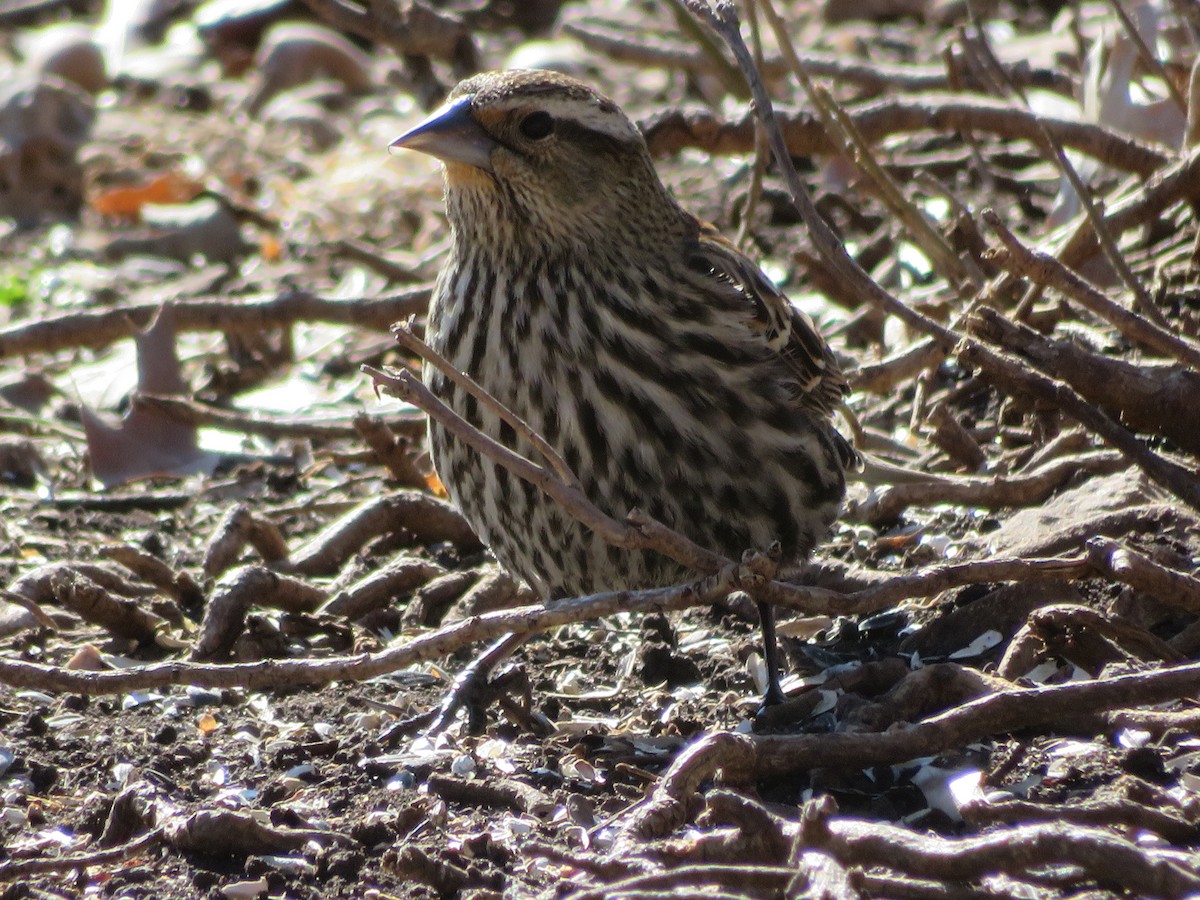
[390,322,581,488]
[981,210,1200,370]
[0,289,431,359]
[682,0,958,351]
[1101,0,1188,113]
[364,364,726,574]
[759,0,978,292]
[962,15,1163,325]
[957,340,1200,511]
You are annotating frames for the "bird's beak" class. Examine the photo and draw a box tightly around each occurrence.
[389,96,496,173]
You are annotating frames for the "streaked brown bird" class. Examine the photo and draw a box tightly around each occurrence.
[391,69,854,708]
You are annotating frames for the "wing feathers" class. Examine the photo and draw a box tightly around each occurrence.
[688,221,849,420]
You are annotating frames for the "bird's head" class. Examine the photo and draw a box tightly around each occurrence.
[390,70,682,244]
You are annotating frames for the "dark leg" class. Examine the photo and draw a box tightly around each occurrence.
[757,600,786,710]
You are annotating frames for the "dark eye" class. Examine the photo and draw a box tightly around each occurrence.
[519,111,554,140]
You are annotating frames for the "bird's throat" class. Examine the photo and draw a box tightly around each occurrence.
[443,161,496,191]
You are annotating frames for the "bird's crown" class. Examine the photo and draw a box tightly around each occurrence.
[447,69,643,148]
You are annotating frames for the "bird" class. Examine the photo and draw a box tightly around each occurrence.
[390,69,855,711]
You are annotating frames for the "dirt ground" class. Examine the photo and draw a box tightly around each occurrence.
[2,0,1200,897]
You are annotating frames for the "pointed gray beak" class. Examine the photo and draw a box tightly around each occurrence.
[389,95,496,173]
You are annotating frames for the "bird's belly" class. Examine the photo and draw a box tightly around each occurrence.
[424,304,844,601]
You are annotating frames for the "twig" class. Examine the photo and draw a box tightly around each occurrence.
[981,210,1200,370]
[0,551,1089,694]
[133,393,426,441]
[616,660,1200,841]
[967,305,1200,455]
[847,341,945,394]
[363,354,1101,620]
[760,0,979,292]
[353,412,427,486]
[0,828,163,879]
[364,365,726,574]
[681,0,1200,515]
[286,490,481,576]
[962,16,1161,324]
[390,323,580,488]
[681,0,958,351]
[1055,145,1200,270]
[0,289,431,359]
[1087,538,1200,614]
[298,0,477,70]
[1101,0,1188,114]
[962,792,1198,844]
[566,864,794,900]
[0,563,756,694]
[563,18,1074,96]
[762,554,1092,616]
[851,450,1126,524]
[640,96,1169,176]
[820,815,1200,899]
[733,0,768,251]
[663,0,748,98]
[958,339,1200,512]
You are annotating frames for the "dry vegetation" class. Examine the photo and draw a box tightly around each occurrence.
[1,0,1200,897]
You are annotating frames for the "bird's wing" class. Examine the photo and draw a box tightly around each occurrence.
[689,222,849,421]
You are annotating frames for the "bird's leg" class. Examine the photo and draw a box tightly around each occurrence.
[757,600,787,710]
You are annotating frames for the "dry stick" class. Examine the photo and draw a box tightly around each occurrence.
[962,17,1164,327]
[981,210,1200,370]
[332,238,427,283]
[962,794,1199,844]
[815,83,982,291]
[297,0,476,67]
[566,865,794,900]
[655,659,1200,780]
[617,681,1200,897]
[0,289,431,359]
[817,816,1200,899]
[1101,0,1188,114]
[969,307,1200,456]
[1087,537,1200,614]
[367,343,1093,614]
[0,554,1090,695]
[683,0,1200,513]
[1107,707,1200,736]
[733,0,768,251]
[682,1,957,352]
[855,871,1035,899]
[709,792,1197,900]
[286,489,482,576]
[562,18,1075,96]
[757,0,979,294]
[389,323,580,488]
[134,394,426,441]
[763,555,1090,615]
[847,340,943,394]
[664,0,748,98]
[852,450,1126,525]
[0,828,164,880]
[365,364,725,574]
[0,568,749,694]
[1057,144,1200,271]
[641,97,1168,177]
[957,341,1200,510]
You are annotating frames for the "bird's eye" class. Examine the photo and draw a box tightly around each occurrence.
[519,111,554,140]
